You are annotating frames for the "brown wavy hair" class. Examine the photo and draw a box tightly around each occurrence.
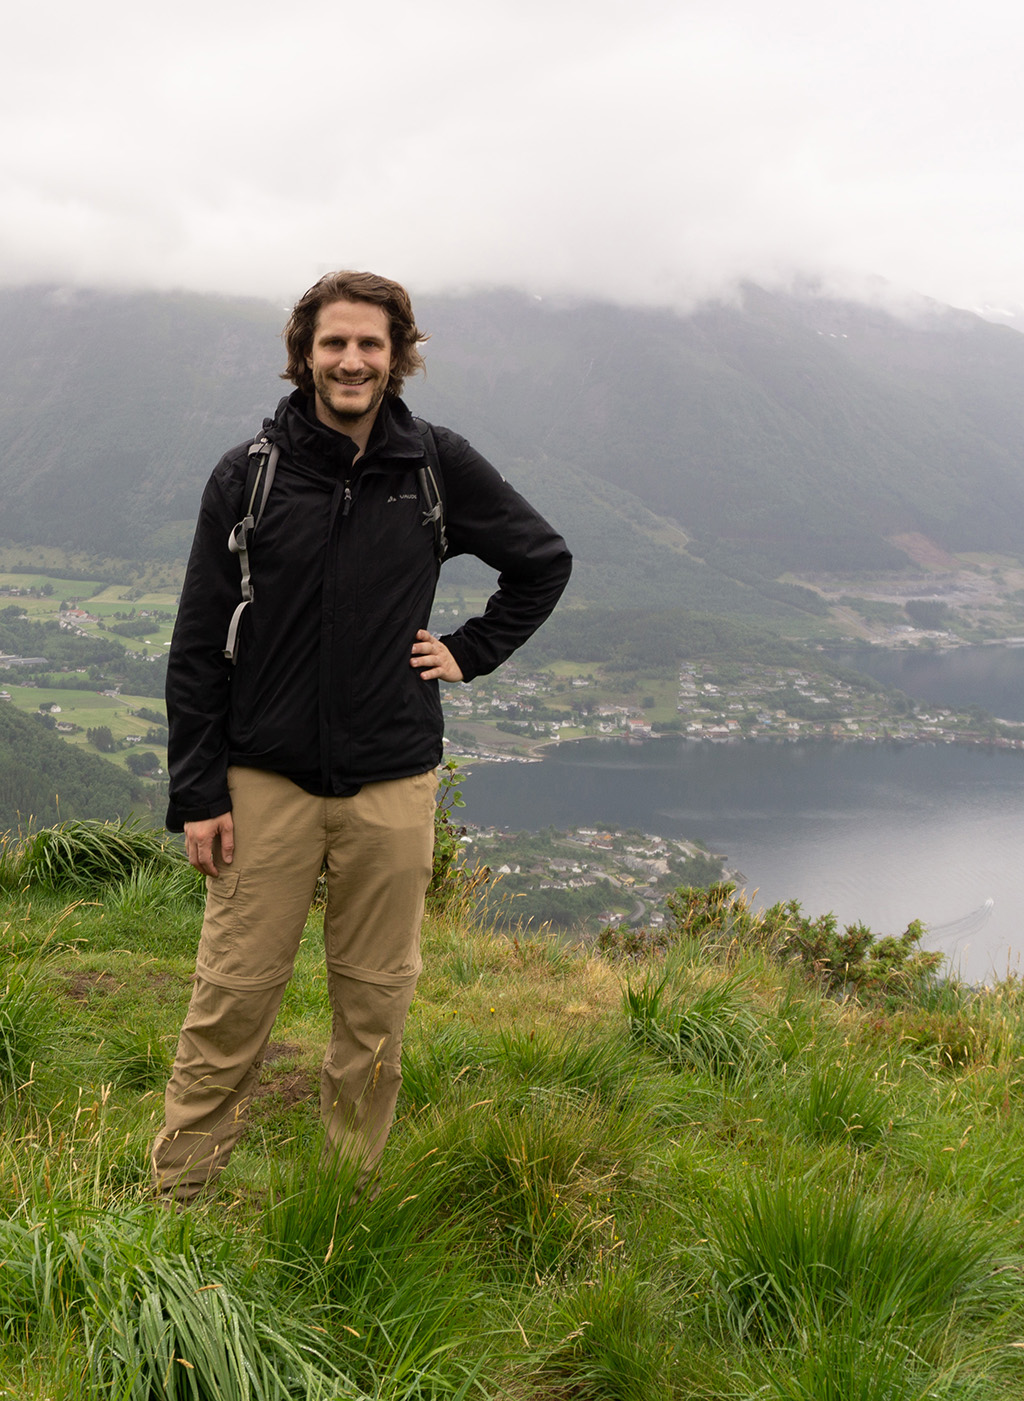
[281,270,427,398]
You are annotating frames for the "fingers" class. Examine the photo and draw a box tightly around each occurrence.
[410,628,464,683]
[184,814,234,876]
[186,832,218,877]
[218,814,235,866]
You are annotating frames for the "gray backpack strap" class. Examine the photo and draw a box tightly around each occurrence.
[223,435,280,663]
[414,419,447,564]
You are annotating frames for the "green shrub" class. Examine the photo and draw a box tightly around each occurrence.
[618,882,944,1003]
[427,759,491,920]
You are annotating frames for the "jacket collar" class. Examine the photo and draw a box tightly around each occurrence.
[271,391,423,473]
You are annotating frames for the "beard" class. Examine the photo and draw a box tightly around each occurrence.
[311,365,389,428]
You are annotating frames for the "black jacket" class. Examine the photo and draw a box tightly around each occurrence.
[165,392,572,830]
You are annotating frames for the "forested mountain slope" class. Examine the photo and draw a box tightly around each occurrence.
[0,700,143,829]
[2,282,1023,597]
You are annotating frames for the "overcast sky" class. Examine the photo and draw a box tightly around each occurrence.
[3,0,1022,314]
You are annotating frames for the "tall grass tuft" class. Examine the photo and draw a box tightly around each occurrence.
[707,1174,1005,1349]
[403,1092,640,1280]
[0,828,26,891]
[530,1266,674,1401]
[399,1023,491,1112]
[795,1059,896,1146]
[624,973,764,1081]
[20,817,187,894]
[751,1310,986,1400]
[88,1249,354,1401]
[105,859,205,916]
[0,963,58,1095]
[263,1152,488,1398]
[97,1021,174,1091]
[492,1025,647,1108]
[0,1205,359,1400]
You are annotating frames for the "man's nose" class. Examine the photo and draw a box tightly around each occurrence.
[339,343,364,370]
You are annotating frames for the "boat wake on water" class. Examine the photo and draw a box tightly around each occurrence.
[926,899,995,949]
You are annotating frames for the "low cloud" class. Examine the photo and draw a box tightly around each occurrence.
[3,0,1022,313]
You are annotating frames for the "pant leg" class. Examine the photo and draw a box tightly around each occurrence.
[151,977,289,1202]
[320,770,436,1179]
[152,767,326,1201]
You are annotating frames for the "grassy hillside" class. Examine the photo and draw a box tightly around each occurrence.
[2,821,1024,1397]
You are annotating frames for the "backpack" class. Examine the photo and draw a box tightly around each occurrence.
[223,417,447,663]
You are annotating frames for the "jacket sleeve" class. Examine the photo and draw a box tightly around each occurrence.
[432,428,572,682]
[164,455,246,831]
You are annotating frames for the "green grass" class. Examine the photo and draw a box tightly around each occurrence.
[3,827,1024,1397]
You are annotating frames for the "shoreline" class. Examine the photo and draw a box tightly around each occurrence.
[448,725,1024,767]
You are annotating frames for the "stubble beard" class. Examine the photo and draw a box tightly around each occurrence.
[312,366,388,431]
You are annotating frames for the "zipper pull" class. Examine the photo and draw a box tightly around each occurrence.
[342,481,353,516]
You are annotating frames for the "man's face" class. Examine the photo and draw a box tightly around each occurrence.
[307,299,393,435]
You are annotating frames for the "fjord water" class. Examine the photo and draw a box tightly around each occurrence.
[828,644,1024,721]
[461,735,1024,985]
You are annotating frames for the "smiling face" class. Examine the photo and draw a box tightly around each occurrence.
[307,298,394,443]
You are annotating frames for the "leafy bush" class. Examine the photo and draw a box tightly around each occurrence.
[779,909,943,999]
[427,759,490,919]
[603,882,942,1003]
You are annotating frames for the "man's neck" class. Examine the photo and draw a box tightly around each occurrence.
[312,399,380,459]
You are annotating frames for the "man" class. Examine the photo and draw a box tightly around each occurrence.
[152,270,571,1203]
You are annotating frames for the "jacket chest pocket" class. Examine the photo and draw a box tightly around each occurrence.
[348,482,437,594]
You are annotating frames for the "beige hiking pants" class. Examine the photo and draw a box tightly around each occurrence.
[152,765,436,1202]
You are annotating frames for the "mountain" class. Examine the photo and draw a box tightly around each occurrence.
[2,282,1023,603]
[409,286,1024,575]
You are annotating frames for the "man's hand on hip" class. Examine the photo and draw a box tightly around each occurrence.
[184,813,234,876]
[410,629,464,682]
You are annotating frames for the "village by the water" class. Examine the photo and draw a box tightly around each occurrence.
[3,576,1024,933]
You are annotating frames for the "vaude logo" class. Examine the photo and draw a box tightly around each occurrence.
[386,493,419,503]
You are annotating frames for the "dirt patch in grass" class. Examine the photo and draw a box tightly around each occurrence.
[65,970,120,1001]
[255,1044,316,1108]
[146,970,188,989]
[254,1068,317,1108]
